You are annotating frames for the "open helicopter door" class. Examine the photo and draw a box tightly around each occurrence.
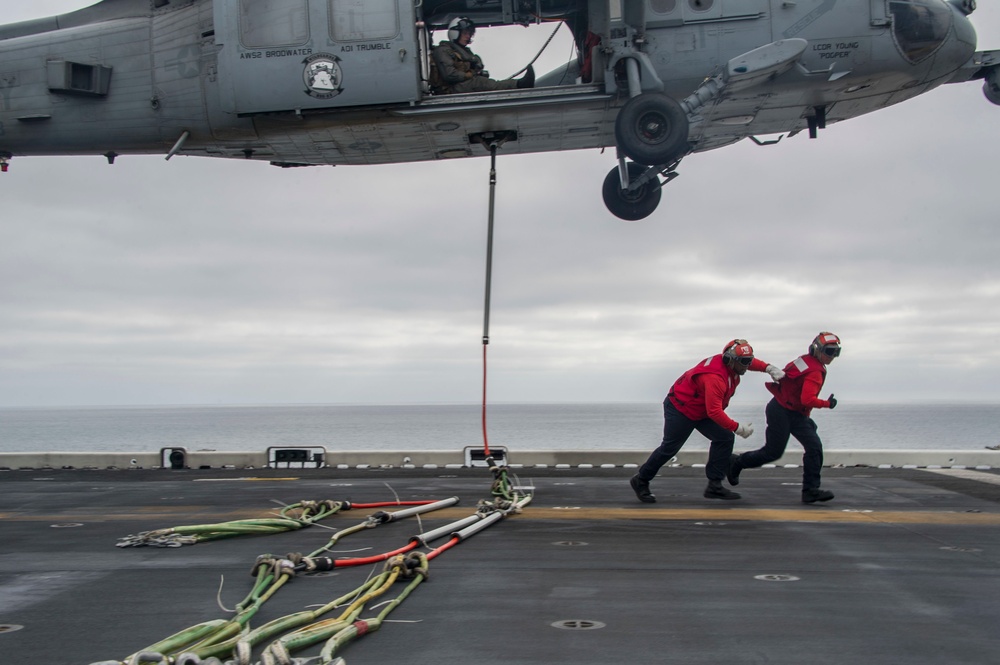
[213,0,421,115]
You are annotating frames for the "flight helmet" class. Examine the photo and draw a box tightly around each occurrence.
[448,17,476,42]
[722,339,754,371]
[810,332,842,360]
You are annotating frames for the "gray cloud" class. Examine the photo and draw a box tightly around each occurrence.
[2,2,999,406]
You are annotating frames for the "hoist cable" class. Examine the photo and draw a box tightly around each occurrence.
[481,141,499,457]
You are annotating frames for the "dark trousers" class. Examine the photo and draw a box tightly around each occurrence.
[638,399,735,483]
[738,397,824,490]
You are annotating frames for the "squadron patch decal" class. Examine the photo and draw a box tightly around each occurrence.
[303,53,344,100]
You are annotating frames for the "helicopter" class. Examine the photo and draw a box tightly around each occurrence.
[0,0,997,220]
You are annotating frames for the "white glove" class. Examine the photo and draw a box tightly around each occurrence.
[765,364,785,382]
[735,422,754,439]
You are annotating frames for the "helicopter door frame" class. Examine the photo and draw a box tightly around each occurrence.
[213,0,421,116]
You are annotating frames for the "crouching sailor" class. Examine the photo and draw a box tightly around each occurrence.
[630,339,785,503]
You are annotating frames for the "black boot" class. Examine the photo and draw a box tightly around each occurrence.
[704,480,741,500]
[630,474,656,503]
[516,64,535,89]
[802,488,834,504]
[727,454,743,486]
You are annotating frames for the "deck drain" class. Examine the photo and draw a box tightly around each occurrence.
[552,541,589,547]
[0,625,24,634]
[50,523,84,529]
[940,546,982,553]
[754,574,800,582]
[551,620,606,630]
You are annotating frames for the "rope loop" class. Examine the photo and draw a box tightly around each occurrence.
[275,558,297,578]
[251,554,276,577]
[404,551,430,579]
[383,555,407,574]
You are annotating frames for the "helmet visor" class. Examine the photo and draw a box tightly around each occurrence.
[821,345,841,358]
[736,356,753,367]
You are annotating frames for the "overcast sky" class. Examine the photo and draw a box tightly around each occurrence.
[1,1,999,408]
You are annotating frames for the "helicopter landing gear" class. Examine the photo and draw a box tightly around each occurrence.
[602,160,680,221]
[614,93,690,166]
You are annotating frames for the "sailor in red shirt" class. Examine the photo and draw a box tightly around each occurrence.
[727,332,841,503]
[630,339,785,503]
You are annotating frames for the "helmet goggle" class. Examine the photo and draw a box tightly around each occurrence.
[811,332,841,359]
[736,356,754,367]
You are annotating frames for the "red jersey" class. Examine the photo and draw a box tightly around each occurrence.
[766,354,830,416]
[668,354,768,431]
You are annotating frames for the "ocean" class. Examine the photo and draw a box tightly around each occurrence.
[1,402,998,454]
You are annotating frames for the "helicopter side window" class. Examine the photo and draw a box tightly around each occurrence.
[888,0,952,63]
[329,0,400,41]
[239,0,310,48]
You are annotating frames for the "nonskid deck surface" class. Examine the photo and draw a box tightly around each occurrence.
[2,466,999,664]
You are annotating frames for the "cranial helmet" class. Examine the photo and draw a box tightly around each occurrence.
[722,339,754,367]
[810,332,842,359]
[448,17,476,42]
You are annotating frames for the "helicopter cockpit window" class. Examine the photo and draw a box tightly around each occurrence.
[330,0,399,41]
[239,0,309,48]
[888,0,952,63]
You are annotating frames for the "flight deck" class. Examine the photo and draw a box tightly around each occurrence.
[2,464,999,664]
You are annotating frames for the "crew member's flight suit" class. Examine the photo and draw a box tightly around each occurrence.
[430,40,519,94]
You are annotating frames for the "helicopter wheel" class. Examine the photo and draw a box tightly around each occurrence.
[602,162,662,221]
[614,93,689,166]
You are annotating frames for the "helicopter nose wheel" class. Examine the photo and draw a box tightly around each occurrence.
[614,93,689,166]
[602,162,662,221]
